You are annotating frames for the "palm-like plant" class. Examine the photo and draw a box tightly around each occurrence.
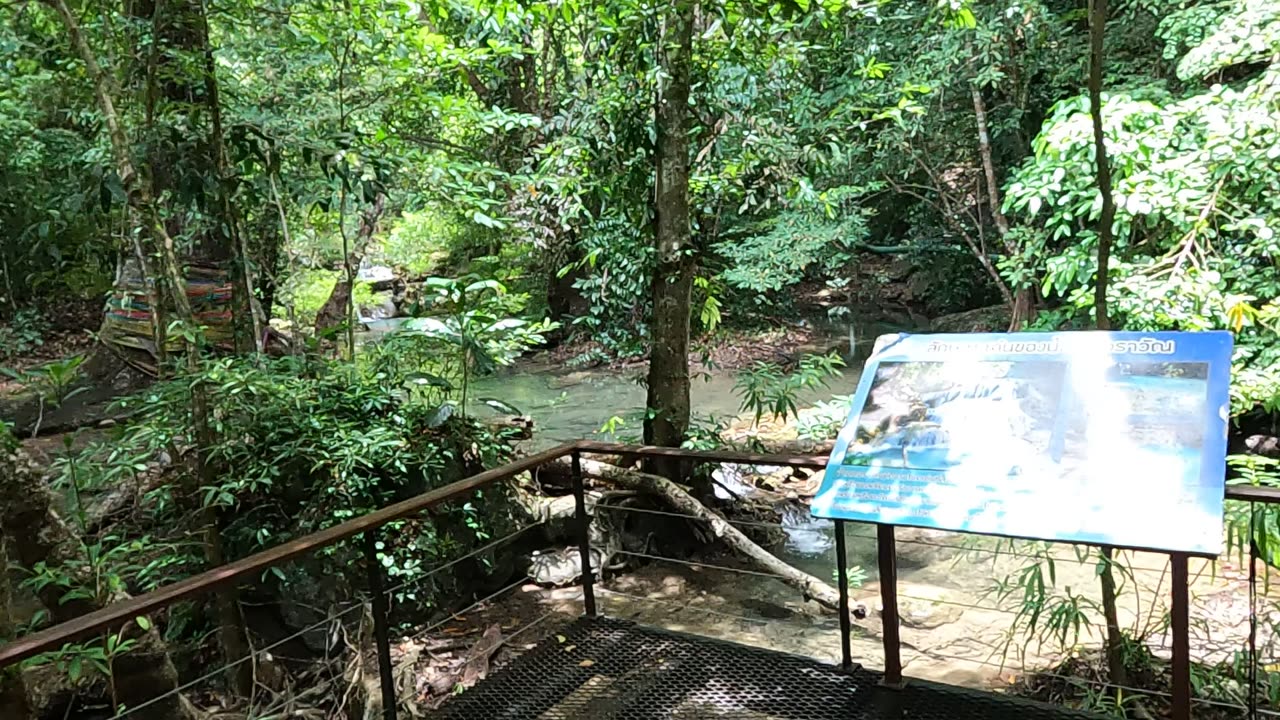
[404,276,556,415]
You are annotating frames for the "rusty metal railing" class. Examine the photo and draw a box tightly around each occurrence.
[2,439,1277,720]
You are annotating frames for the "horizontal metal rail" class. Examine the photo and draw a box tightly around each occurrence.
[0,442,577,667]
[576,439,829,469]
[2,438,1277,669]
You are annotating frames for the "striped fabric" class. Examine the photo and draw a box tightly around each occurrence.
[101,257,237,356]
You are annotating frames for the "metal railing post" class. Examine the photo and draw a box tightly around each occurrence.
[834,519,853,671]
[572,450,597,616]
[877,523,903,687]
[1250,527,1260,720]
[364,530,398,720]
[1171,552,1190,720]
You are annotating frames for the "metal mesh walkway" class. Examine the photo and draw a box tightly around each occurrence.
[431,616,1103,719]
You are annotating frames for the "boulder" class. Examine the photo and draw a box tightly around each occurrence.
[930,304,1012,333]
[894,527,963,570]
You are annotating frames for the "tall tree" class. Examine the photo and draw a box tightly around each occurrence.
[1087,0,1125,690]
[970,85,1033,328]
[41,0,252,696]
[644,0,696,480]
[1088,0,1116,331]
[314,192,387,343]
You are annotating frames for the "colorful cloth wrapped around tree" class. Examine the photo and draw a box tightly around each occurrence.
[100,257,237,359]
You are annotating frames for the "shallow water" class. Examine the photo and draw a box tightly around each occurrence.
[464,318,897,447]
[470,366,865,447]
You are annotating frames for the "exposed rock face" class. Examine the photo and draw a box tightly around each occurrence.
[929,304,1012,333]
[0,447,192,720]
[358,291,399,320]
[894,527,964,570]
[0,349,152,437]
[1,538,33,720]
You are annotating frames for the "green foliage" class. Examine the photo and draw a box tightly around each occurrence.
[24,536,189,605]
[1003,0,1280,414]
[0,308,47,361]
[403,276,558,409]
[568,212,653,356]
[830,563,868,590]
[1162,1,1280,81]
[983,542,1108,656]
[693,276,723,333]
[0,420,16,454]
[0,12,116,309]
[278,269,377,328]
[379,211,452,276]
[734,352,845,425]
[682,413,733,452]
[717,213,869,296]
[796,394,853,441]
[4,354,89,435]
[1226,454,1280,567]
[47,353,525,618]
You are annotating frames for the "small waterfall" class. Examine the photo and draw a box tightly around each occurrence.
[778,503,834,556]
[712,463,766,500]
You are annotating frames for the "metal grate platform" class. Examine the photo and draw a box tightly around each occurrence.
[431,616,1104,719]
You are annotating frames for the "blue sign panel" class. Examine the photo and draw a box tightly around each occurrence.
[810,331,1233,555]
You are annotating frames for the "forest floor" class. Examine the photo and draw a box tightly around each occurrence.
[0,298,98,376]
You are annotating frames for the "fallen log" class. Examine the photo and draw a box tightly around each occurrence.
[565,456,860,616]
[750,438,836,455]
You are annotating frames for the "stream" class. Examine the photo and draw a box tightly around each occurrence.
[461,318,898,581]
[465,318,887,447]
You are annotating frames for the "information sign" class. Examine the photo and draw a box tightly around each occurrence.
[810,331,1233,555]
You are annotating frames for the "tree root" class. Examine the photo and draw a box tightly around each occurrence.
[565,455,864,618]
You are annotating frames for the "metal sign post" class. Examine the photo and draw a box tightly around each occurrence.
[877,524,903,688]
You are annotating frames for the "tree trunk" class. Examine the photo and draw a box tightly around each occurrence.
[315,193,387,338]
[152,222,253,698]
[1088,0,1125,689]
[1098,546,1127,686]
[971,85,1034,329]
[1010,287,1034,330]
[971,86,1010,240]
[10,0,249,433]
[44,0,252,695]
[1089,0,1116,332]
[0,447,191,720]
[198,5,263,352]
[644,0,696,485]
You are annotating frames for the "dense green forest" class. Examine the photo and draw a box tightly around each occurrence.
[2,0,1280,717]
